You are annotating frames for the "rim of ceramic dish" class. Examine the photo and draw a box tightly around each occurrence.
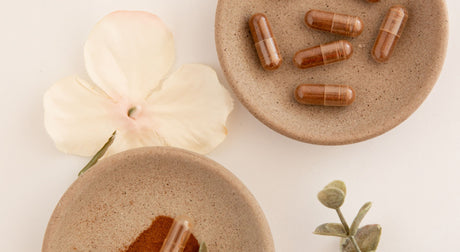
[215,0,449,145]
[42,146,275,251]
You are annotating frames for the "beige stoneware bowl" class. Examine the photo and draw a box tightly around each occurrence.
[42,147,274,251]
[216,0,448,145]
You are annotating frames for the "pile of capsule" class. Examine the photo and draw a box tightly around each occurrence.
[249,1,409,107]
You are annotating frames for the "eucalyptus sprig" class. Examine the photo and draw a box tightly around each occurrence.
[314,180,382,252]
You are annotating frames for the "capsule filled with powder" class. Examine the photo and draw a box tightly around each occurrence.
[159,216,192,252]
[372,5,408,63]
[293,40,353,69]
[294,84,355,106]
[305,10,364,37]
[249,13,283,70]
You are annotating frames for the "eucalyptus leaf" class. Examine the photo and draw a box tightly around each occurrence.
[325,180,347,196]
[78,131,117,176]
[341,224,382,252]
[318,187,345,209]
[314,223,347,238]
[199,242,208,252]
[350,202,372,235]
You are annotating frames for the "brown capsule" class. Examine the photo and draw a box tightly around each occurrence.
[294,84,355,106]
[372,5,408,63]
[305,10,364,37]
[249,13,283,70]
[293,40,353,69]
[366,0,380,2]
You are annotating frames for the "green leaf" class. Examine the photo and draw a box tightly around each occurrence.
[199,242,208,252]
[313,223,347,238]
[318,187,345,209]
[78,131,116,176]
[350,202,372,235]
[325,180,347,196]
[341,224,382,252]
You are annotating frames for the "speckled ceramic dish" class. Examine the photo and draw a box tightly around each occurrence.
[42,147,274,251]
[216,0,448,145]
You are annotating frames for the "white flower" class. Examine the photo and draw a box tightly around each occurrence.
[44,11,233,156]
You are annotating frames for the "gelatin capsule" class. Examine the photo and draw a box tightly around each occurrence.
[305,10,364,37]
[249,13,283,70]
[294,84,355,106]
[372,5,408,63]
[293,40,353,69]
[159,216,192,252]
[366,0,380,2]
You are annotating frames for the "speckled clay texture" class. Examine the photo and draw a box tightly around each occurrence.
[42,147,275,252]
[216,0,448,145]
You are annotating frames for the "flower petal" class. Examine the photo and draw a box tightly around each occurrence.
[84,11,175,101]
[144,64,233,154]
[44,76,117,156]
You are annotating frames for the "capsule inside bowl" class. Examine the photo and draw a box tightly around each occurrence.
[294,84,356,107]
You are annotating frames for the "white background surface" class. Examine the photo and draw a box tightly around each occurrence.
[0,0,459,251]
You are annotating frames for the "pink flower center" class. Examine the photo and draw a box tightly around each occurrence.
[127,105,142,120]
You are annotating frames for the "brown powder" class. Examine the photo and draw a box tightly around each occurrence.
[125,216,200,252]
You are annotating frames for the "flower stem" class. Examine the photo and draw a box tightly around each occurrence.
[349,236,362,252]
[78,131,117,176]
[336,208,350,234]
[336,208,362,252]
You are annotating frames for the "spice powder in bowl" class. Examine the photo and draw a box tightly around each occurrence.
[124,216,200,252]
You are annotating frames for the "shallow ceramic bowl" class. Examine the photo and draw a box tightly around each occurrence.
[42,147,274,251]
[216,0,448,145]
